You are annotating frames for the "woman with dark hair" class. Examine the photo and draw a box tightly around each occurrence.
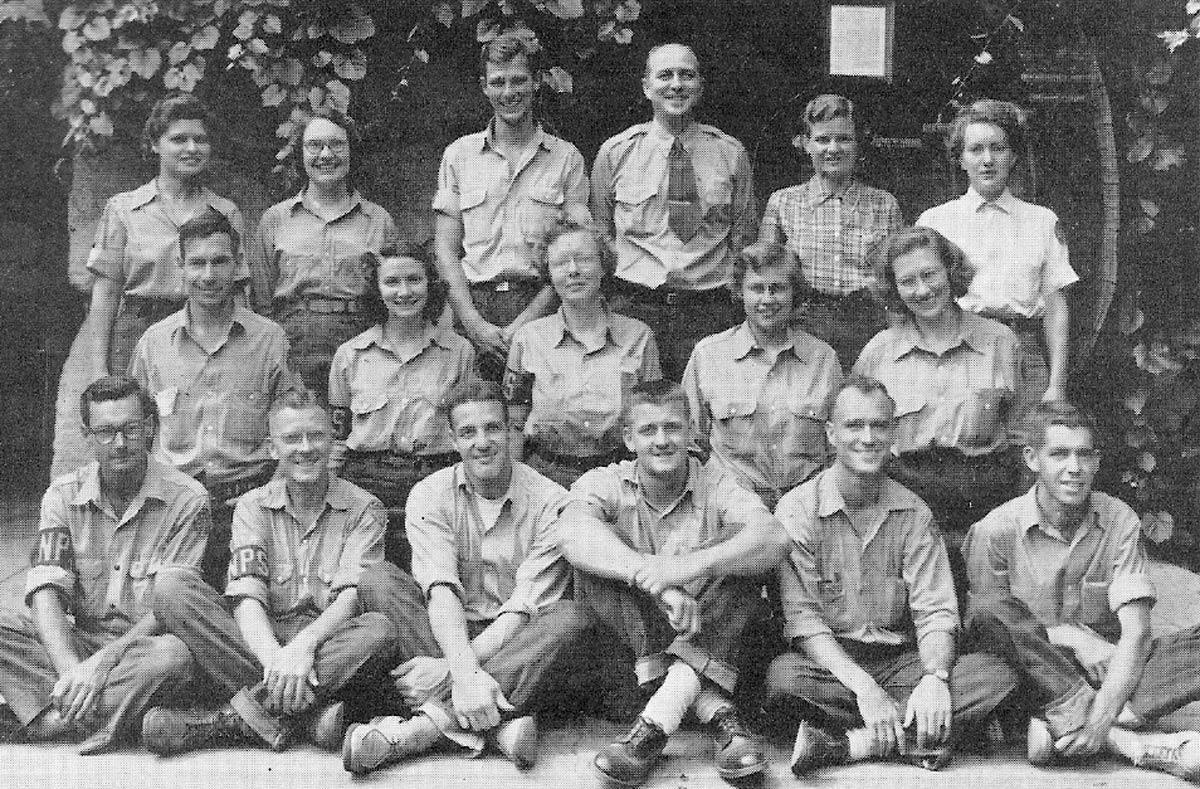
[504,215,661,487]
[86,92,246,378]
[759,94,903,369]
[917,99,1076,420]
[682,241,842,510]
[328,241,474,567]
[252,107,398,399]
[854,226,1020,545]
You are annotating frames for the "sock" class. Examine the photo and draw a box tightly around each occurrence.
[1105,725,1142,763]
[692,687,733,725]
[641,662,700,736]
[846,727,878,761]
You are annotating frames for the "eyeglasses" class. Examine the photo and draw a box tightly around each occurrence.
[88,418,151,445]
[302,139,349,154]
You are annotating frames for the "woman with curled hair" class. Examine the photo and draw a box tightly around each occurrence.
[328,241,474,567]
[854,226,1020,546]
[86,92,247,379]
[917,99,1076,421]
[504,215,661,487]
[251,107,399,400]
[682,240,842,510]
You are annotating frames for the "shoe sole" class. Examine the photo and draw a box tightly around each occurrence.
[717,760,767,779]
[593,760,650,788]
[311,701,346,751]
[342,723,365,775]
[1026,719,1055,766]
[499,717,538,770]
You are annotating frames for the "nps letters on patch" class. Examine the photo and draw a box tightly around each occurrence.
[229,544,269,580]
[33,527,75,570]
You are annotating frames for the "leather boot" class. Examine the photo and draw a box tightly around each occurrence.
[142,705,261,756]
[790,720,849,776]
[593,716,669,787]
[490,715,537,770]
[710,706,767,780]
[300,700,346,751]
[341,714,442,775]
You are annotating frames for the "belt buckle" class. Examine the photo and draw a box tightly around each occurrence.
[495,280,511,293]
[665,290,678,307]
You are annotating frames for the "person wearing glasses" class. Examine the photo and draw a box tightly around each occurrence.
[0,376,210,754]
[130,210,296,590]
[249,107,398,400]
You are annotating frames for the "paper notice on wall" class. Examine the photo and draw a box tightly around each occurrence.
[829,4,893,80]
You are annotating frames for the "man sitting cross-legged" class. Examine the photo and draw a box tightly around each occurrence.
[765,375,1018,776]
[141,388,396,754]
[0,376,209,754]
[558,379,791,786]
[341,379,599,775]
[965,400,1200,781]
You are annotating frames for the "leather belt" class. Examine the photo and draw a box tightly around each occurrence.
[612,279,728,308]
[345,450,459,468]
[286,296,364,314]
[197,468,275,506]
[469,277,542,293]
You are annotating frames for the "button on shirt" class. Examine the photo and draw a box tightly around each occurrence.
[250,190,397,310]
[129,305,294,482]
[776,469,958,646]
[407,463,570,623]
[87,180,249,299]
[853,312,1018,456]
[225,477,385,618]
[569,458,770,600]
[916,188,1078,319]
[25,459,210,635]
[329,323,475,456]
[433,123,589,284]
[683,323,842,505]
[964,487,1156,639]
[508,305,662,457]
[591,121,757,291]
[759,177,903,296]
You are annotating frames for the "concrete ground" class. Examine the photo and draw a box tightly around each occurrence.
[3,496,1200,788]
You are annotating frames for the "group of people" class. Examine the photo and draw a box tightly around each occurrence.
[3,30,1199,786]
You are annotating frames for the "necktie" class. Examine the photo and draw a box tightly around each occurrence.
[667,138,702,242]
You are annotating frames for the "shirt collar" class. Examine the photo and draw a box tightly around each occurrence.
[963,187,1017,214]
[550,303,618,354]
[815,468,911,519]
[453,462,517,508]
[799,175,864,209]
[482,121,550,154]
[623,456,701,503]
[72,458,170,512]
[730,321,812,363]
[130,180,223,213]
[349,322,447,359]
[647,119,699,154]
[1018,484,1103,538]
[168,303,253,345]
[888,311,986,361]
[262,476,351,514]
[290,188,365,221]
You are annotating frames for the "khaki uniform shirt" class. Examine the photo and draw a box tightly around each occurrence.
[129,304,294,482]
[591,120,757,291]
[433,122,589,283]
[26,459,210,635]
[225,477,385,618]
[776,469,959,645]
[406,463,570,622]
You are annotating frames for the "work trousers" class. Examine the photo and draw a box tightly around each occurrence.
[111,296,185,377]
[763,640,1017,736]
[609,286,740,382]
[275,303,373,402]
[464,280,545,382]
[792,291,886,374]
[151,567,394,713]
[0,609,193,750]
[967,594,1200,737]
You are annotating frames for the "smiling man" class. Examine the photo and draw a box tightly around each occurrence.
[130,209,295,589]
[964,401,1200,780]
[558,379,789,786]
[591,42,757,379]
[434,31,590,381]
[141,388,395,755]
[767,376,1017,777]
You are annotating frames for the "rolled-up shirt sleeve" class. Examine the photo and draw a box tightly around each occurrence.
[903,510,960,640]
[24,487,77,606]
[330,499,386,596]
[500,492,570,617]
[85,196,128,283]
[225,498,270,605]
[567,467,621,525]
[406,482,465,604]
[775,495,834,641]
[431,148,460,217]
[1109,509,1156,611]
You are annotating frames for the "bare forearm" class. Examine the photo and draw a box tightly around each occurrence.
[30,589,82,674]
[558,517,646,584]
[1043,290,1070,391]
[434,216,478,324]
[686,517,789,580]
[87,277,122,373]
[233,598,282,668]
[1095,631,1151,722]
[917,630,955,675]
[427,586,480,681]
[470,612,527,664]
[288,589,358,654]
[801,633,880,697]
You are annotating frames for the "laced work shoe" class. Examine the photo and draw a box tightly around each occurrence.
[1026,718,1055,766]
[790,720,849,776]
[490,715,538,769]
[1134,730,1200,782]
[341,714,442,775]
[301,701,346,751]
[710,707,767,780]
[142,705,259,756]
[593,716,669,787]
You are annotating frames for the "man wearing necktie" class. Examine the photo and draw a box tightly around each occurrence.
[592,43,757,380]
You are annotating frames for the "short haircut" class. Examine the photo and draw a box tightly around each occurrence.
[868,226,974,315]
[360,241,447,326]
[727,240,805,302]
[947,98,1027,161]
[178,208,240,260]
[539,214,616,282]
[643,42,700,79]
[291,107,363,189]
[1023,400,1097,452]
[141,93,212,160]
[800,93,857,138]
[267,386,328,426]
[443,379,508,430]
[622,379,690,427]
[826,374,895,422]
[80,375,156,428]
[480,30,540,75]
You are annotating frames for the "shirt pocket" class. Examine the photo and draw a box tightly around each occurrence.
[700,176,733,225]
[127,558,161,613]
[75,557,105,614]
[956,387,1009,449]
[458,188,491,243]
[277,252,320,290]
[615,180,658,235]
[784,398,829,462]
[710,398,759,460]
[268,561,296,613]
[223,388,271,453]
[520,185,565,244]
[1079,579,1112,625]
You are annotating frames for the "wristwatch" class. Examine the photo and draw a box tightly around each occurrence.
[925,668,950,683]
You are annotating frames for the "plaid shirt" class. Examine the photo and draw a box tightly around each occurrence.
[760,177,902,296]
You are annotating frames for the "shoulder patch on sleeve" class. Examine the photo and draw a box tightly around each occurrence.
[501,368,535,407]
[229,544,269,581]
[32,527,74,570]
